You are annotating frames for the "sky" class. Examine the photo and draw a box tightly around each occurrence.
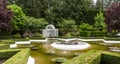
[93,0,97,3]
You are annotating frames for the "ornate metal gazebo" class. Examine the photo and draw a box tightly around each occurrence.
[43,24,58,37]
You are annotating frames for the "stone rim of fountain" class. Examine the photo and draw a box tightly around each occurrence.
[51,38,91,50]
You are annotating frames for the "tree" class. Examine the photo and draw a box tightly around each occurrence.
[94,11,106,31]
[7,4,27,31]
[58,19,75,35]
[0,0,13,32]
[95,0,104,10]
[10,0,93,25]
[25,17,48,31]
[105,2,120,32]
[79,23,94,31]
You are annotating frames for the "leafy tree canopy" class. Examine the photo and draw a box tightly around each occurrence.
[0,0,13,32]
[105,2,120,32]
[7,4,27,31]
[94,11,106,31]
[25,17,48,31]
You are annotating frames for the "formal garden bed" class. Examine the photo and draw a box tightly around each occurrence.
[62,50,120,64]
[0,0,120,64]
[0,49,30,64]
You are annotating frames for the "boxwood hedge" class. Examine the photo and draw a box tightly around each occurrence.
[62,50,120,64]
[0,48,30,64]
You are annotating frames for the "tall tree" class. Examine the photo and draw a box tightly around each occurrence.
[0,0,13,32]
[105,2,120,32]
[94,11,106,31]
[95,0,104,10]
[7,4,27,31]
[9,0,93,25]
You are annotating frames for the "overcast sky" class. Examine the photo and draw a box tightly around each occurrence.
[93,0,97,3]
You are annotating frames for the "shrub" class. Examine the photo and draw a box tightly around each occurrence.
[80,31,91,37]
[0,44,9,50]
[94,11,106,31]
[80,31,107,37]
[3,49,30,64]
[62,50,120,64]
[0,49,18,59]
[79,23,95,31]
[65,33,72,38]
[90,31,107,37]
[33,32,43,37]
[52,57,68,63]
[12,33,21,38]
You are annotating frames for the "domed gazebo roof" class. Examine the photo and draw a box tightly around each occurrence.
[45,24,55,29]
[43,24,58,37]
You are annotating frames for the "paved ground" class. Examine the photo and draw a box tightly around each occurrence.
[0,59,7,64]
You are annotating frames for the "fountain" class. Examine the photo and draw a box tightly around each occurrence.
[51,39,91,50]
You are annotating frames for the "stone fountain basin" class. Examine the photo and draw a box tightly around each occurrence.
[51,42,91,50]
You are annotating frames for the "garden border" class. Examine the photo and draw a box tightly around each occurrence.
[62,50,120,64]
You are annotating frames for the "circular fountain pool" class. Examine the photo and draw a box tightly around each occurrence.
[51,39,91,50]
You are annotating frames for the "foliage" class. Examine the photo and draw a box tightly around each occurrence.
[11,0,94,25]
[80,31,107,37]
[84,10,100,25]
[101,52,120,64]
[0,49,18,59]
[94,11,106,31]
[65,33,72,38]
[12,33,21,38]
[25,17,48,31]
[0,0,13,32]
[3,49,30,64]
[52,57,68,63]
[79,23,94,31]
[33,32,43,38]
[0,44,9,50]
[80,31,91,37]
[90,31,107,37]
[62,50,120,64]
[105,2,120,32]
[58,19,75,35]
[7,4,27,31]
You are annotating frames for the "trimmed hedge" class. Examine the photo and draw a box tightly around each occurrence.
[0,44,9,50]
[62,50,102,64]
[80,31,107,37]
[4,49,30,64]
[62,50,120,64]
[101,51,120,64]
[0,49,18,59]
[0,48,30,64]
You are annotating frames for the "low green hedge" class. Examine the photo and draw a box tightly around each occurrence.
[0,48,30,64]
[0,49,18,59]
[4,49,30,64]
[62,50,102,64]
[62,50,120,64]
[0,44,9,50]
[80,31,107,37]
[101,51,120,64]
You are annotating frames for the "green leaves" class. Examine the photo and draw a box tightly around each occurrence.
[80,23,94,31]
[25,17,48,31]
[94,11,106,31]
[8,4,27,31]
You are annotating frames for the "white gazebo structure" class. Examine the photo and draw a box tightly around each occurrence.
[43,24,58,37]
